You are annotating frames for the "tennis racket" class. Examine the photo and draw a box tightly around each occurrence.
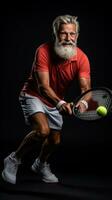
[72,87,112,121]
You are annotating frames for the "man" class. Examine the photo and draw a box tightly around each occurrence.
[2,15,91,184]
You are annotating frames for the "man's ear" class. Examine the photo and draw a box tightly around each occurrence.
[76,33,79,40]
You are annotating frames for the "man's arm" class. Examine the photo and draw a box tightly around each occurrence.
[35,71,61,106]
[79,77,91,94]
[76,77,91,112]
[34,71,72,114]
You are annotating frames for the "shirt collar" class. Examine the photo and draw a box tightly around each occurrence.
[69,54,77,62]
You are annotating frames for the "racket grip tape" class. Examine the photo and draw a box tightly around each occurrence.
[70,102,74,107]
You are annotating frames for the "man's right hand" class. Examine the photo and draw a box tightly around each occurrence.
[59,102,73,115]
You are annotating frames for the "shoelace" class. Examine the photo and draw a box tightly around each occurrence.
[8,156,21,172]
[9,156,21,164]
[42,163,54,177]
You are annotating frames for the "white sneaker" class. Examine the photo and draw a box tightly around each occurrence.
[31,158,59,183]
[2,152,21,184]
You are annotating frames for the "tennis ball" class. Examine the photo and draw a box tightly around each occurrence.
[96,106,107,116]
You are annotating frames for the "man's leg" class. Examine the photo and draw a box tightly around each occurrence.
[15,112,50,159]
[2,112,50,184]
[38,130,61,163]
[31,130,61,183]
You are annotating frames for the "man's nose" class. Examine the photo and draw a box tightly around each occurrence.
[65,33,71,41]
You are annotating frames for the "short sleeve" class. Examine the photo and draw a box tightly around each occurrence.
[33,46,49,72]
[78,53,90,79]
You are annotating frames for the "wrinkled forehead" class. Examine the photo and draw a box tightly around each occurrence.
[59,23,76,32]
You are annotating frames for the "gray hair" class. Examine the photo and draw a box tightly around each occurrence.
[52,15,80,36]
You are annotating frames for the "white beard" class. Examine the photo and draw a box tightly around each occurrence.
[54,39,77,59]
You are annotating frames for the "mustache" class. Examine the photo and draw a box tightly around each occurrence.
[58,41,76,46]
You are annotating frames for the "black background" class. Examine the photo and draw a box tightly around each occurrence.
[1,1,112,174]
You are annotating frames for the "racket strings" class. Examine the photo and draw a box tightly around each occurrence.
[74,89,112,120]
[93,91,111,107]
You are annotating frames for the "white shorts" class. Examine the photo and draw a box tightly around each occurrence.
[19,92,63,130]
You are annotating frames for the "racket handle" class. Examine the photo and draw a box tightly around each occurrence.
[73,107,79,114]
[70,102,79,114]
[70,102,74,107]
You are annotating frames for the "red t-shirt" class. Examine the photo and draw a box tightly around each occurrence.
[21,42,90,107]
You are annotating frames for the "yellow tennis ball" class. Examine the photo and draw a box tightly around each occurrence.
[96,106,107,116]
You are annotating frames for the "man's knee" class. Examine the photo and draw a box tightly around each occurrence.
[34,126,50,139]
[49,133,61,145]
[53,138,61,145]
